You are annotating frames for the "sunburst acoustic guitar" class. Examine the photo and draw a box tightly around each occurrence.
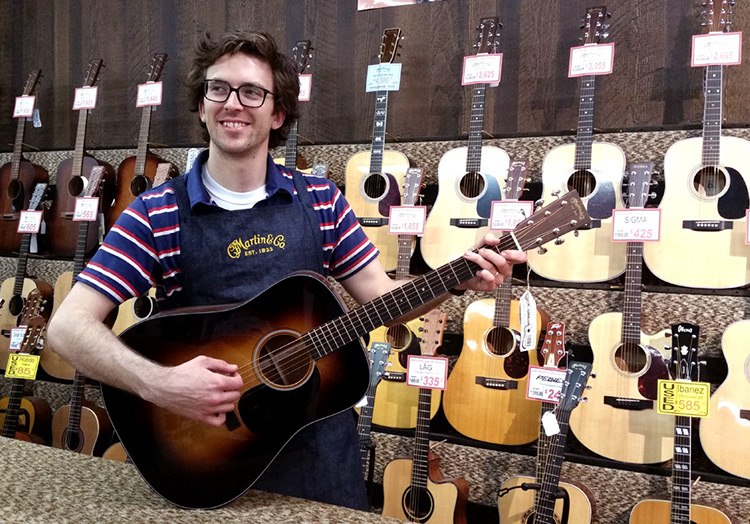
[526,5,627,283]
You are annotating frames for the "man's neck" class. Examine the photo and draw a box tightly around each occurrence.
[204,146,268,192]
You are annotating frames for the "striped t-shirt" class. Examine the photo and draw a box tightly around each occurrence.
[77,152,379,306]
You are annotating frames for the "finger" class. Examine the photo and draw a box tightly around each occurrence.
[200,412,227,427]
[200,356,240,374]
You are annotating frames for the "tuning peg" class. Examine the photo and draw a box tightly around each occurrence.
[590,372,596,379]
[573,230,580,237]
[599,31,610,39]
[649,192,658,199]
[534,199,544,210]
[699,360,708,367]
[537,246,548,255]
[585,385,593,390]
[551,189,561,197]
[554,238,565,245]
[580,397,589,403]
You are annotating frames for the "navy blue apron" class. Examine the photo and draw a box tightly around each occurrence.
[171,172,367,510]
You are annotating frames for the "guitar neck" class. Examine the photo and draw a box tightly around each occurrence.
[9,115,28,183]
[72,220,93,278]
[134,104,153,179]
[284,120,300,170]
[64,371,87,437]
[71,108,90,180]
[534,401,556,484]
[12,234,32,298]
[368,90,389,175]
[0,378,25,438]
[621,241,644,346]
[534,406,574,523]
[574,75,596,171]
[466,83,488,172]
[492,278,513,327]
[701,64,723,166]
[410,386,433,490]
[670,414,692,524]
[356,381,378,472]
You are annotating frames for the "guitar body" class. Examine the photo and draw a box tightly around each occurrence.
[527,142,626,282]
[51,400,113,456]
[101,271,369,509]
[40,271,77,379]
[369,318,441,429]
[102,442,129,462]
[699,319,750,479]
[630,499,732,524]
[498,475,593,524]
[442,298,544,445]
[111,287,158,336]
[0,395,52,444]
[0,158,49,255]
[643,136,750,288]
[0,277,50,371]
[568,312,674,463]
[272,156,312,174]
[421,146,510,269]
[344,149,410,272]
[46,155,116,258]
[382,453,468,524]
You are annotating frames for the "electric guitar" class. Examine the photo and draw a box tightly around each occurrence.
[630,323,733,524]
[344,28,410,272]
[356,341,391,477]
[0,69,49,255]
[526,5,627,283]
[105,53,177,231]
[100,191,590,509]
[498,323,594,523]
[569,162,674,464]
[699,319,750,479]
[0,183,53,370]
[46,58,116,258]
[443,160,548,446]
[421,16,510,270]
[382,309,469,524]
[370,167,440,429]
[643,0,750,289]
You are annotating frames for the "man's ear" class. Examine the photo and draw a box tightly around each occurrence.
[199,100,206,123]
[271,108,285,130]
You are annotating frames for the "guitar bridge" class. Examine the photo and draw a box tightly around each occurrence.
[382,371,406,382]
[682,220,733,231]
[476,377,518,390]
[740,409,750,422]
[604,396,653,410]
[450,218,488,228]
[358,217,389,227]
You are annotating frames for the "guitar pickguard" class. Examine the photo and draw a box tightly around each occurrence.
[586,179,616,220]
[718,166,750,219]
[377,172,402,217]
[475,174,503,218]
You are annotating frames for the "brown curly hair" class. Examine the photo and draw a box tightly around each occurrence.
[186,30,300,149]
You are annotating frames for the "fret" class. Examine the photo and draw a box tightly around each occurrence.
[701,65,723,167]
[670,415,693,524]
[0,378,26,438]
[11,234,31,298]
[9,117,27,183]
[368,92,389,176]
[466,84,487,172]
[284,120,300,170]
[573,76,596,171]
[134,104,153,178]
[493,278,513,328]
[621,242,644,344]
[71,109,90,183]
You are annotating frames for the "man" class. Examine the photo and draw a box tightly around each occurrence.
[47,30,525,509]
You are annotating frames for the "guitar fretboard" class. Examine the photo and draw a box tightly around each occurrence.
[64,371,87,443]
[670,415,692,524]
[466,83,488,173]
[9,116,28,190]
[367,91,389,175]
[573,75,596,171]
[11,234,32,299]
[534,406,574,523]
[134,103,154,180]
[284,120,300,170]
[621,241,644,347]
[0,378,26,438]
[71,108,90,185]
[701,65,724,167]
[356,380,378,473]
[410,384,433,491]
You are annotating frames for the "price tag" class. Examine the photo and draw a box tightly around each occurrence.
[13,95,36,118]
[461,53,503,85]
[186,148,204,172]
[73,86,98,110]
[388,205,426,235]
[406,355,448,390]
[73,197,100,221]
[611,208,661,242]
[490,201,534,231]
[17,210,43,233]
[136,81,163,107]
[692,32,742,67]
[366,63,402,92]
[526,366,567,403]
[5,353,40,380]
[298,74,312,101]
[541,410,561,436]
[657,379,710,417]
[568,43,615,77]
[9,327,27,351]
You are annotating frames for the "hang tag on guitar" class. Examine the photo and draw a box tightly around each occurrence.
[32,108,42,128]
[519,289,537,352]
[8,327,27,352]
[542,410,561,436]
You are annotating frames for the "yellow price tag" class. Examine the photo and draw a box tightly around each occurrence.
[657,379,710,417]
[4,353,40,380]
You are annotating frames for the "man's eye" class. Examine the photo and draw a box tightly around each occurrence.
[240,87,262,98]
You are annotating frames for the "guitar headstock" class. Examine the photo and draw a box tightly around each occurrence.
[19,288,45,325]
[367,342,392,387]
[153,163,175,188]
[147,53,168,82]
[22,70,43,96]
[512,190,591,252]
[558,360,592,414]
[379,28,403,64]
[505,160,529,200]
[310,163,330,178]
[83,59,104,87]
[475,16,501,54]
[402,167,425,207]
[703,0,735,33]
[581,6,610,44]
[420,309,447,357]
[540,322,566,368]
[669,322,700,382]
[291,40,313,74]
[27,183,49,212]
[625,162,653,209]
[18,315,47,355]
[85,166,105,198]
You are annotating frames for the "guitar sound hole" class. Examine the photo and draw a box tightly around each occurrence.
[523,511,561,524]
[64,429,83,452]
[693,166,727,198]
[486,326,515,358]
[401,486,435,523]
[7,179,22,201]
[567,170,596,198]
[459,171,485,198]
[256,330,313,390]
[130,175,152,197]
[8,294,24,317]
[132,295,155,319]
[386,324,412,350]
[363,173,387,199]
[68,175,85,197]
[613,343,648,374]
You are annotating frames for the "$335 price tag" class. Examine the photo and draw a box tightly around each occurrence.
[406,355,448,390]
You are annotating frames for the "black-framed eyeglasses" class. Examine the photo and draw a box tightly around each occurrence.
[202,79,274,108]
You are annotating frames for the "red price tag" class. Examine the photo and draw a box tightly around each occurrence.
[73,197,100,221]
[13,96,35,118]
[73,86,98,110]
[406,355,448,390]
[136,81,163,107]
[17,210,43,233]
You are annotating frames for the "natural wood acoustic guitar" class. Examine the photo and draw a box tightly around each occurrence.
[525,6,627,283]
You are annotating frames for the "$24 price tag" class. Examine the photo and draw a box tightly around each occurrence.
[406,355,448,390]
[73,197,100,221]
[526,366,567,403]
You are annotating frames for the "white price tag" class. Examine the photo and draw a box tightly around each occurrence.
[611,208,661,242]
[13,96,35,118]
[298,74,312,101]
[9,327,27,351]
[366,63,402,92]
[136,81,163,107]
[542,410,561,436]
[526,366,567,403]
[186,148,204,172]
[355,395,368,408]
[519,289,537,352]
[73,197,100,221]
[490,201,533,231]
[406,355,448,390]
[692,32,742,67]
[388,205,426,235]
[568,43,615,77]
[461,53,503,85]
[17,210,43,233]
[73,86,98,110]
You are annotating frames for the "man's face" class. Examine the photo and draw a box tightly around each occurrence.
[199,52,285,159]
